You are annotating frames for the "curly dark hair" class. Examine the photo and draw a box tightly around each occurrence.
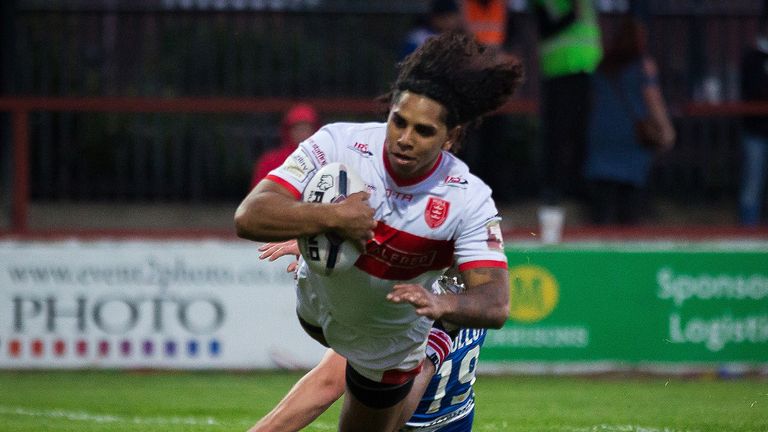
[392,31,524,128]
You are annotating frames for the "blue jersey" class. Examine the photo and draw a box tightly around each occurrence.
[406,328,486,430]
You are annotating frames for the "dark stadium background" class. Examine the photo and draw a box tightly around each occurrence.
[1,4,766,431]
[2,0,768,235]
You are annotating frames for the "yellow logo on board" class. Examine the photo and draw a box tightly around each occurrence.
[508,265,559,322]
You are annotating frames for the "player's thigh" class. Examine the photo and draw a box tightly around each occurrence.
[340,365,414,432]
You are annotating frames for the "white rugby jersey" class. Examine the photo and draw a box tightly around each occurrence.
[266,122,507,377]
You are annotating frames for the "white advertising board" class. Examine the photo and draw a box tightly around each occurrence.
[0,239,327,369]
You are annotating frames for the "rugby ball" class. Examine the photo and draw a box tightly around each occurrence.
[298,162,367,276]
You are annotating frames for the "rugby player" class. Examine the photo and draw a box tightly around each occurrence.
[235,31,522,431]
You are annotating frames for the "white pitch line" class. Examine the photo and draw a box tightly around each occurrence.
[0,405,339,430]
[563,425,699,432]
[0,405,231,426]
[479,425,686,432]
[0,408,703,432]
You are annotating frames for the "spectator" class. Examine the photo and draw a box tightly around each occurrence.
[739,15,768,227]
[250,103,320,189]
[401,0,464,58]
[457,0,520,203]
[583,15,674,225]
[235,32,521,432]
[461,0,508,53]
[533,0,603,216]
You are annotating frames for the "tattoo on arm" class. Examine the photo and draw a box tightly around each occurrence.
[463,267,507,290]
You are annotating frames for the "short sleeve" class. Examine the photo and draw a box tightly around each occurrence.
[265,125,340,199]
[453,183,508,272]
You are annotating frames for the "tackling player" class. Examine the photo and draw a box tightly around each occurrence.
[235,31,522,431]
[249,332,485,432]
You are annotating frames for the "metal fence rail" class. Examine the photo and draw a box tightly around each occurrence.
[0,96,538,232]
[4,97,767,232]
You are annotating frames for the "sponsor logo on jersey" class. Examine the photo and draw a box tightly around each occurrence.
[348,142,374,157]
[355,222,454,280]
[366,242,437,268]
[442,175,469,188]
[309,140,328,166]
[485,220,504,251]
[385,188,414,202]
[281,148,314,182]
[508,265,559,322]
[424,197,450,228]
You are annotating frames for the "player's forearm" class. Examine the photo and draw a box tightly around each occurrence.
[235,188,337,242]
[445,267,510,328]
[397,360,436,426]
[438,289,509,328]
[249,391,334,432]
[248,358,345,432]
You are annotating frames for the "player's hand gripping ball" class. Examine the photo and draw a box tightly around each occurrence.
[298,162,366,275]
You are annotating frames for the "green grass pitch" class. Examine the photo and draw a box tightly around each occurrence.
[0,371,766,431]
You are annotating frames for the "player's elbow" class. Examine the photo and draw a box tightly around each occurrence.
[488,314,508,329]
[234,205,268,242]
[233,206,252,239]
[316,375,345,403]
[487,300,510,329]
[306,365,346,404]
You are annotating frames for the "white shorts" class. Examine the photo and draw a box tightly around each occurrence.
[295,265,432,383]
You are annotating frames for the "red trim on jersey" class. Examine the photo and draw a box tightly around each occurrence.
[457,260,508,272]
[354,222,455,280]
[383,146,444,187]
[265,174,302,200]
[381,361,424,385]
[426,327,453,367]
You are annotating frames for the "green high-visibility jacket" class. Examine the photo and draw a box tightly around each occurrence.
[535,0,603,78]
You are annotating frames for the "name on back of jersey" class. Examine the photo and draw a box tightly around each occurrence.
[452,328,485,352]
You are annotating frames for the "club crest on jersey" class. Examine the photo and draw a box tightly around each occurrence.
[348,142,374,157]
[425,197,450,228]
